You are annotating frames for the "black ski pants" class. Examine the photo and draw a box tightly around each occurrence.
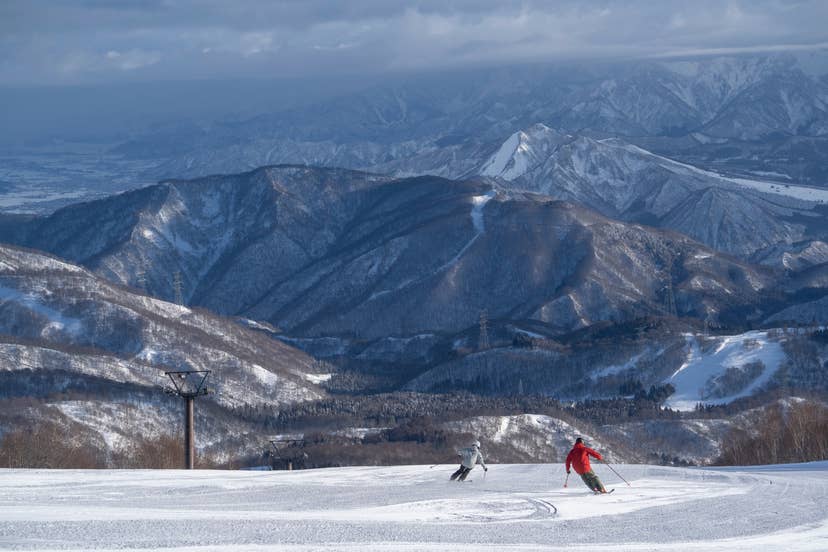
[450,465,472,481]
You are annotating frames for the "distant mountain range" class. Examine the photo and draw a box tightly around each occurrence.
[86,54,828,272]
[469,124,828,264]
[3,53,828,217]
[3,158,826,382]
[111,54,828,187]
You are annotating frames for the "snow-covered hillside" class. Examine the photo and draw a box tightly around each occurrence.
[664,331,787,411]
[0,244,331,461]
[473,124,828,262]
[479,124,570,180]
[2,462,826,551]
[0,168,771,343]
[444,414,611,462]
[0,244,326,409]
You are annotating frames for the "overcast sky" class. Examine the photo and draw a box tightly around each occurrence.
[2,0,828,86]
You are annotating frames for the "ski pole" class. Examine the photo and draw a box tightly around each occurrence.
[601,460,631,487]
[564,472,569,488]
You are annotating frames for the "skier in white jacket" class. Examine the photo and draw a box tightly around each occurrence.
[450,440,487,481]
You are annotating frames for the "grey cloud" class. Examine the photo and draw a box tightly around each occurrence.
[1,0,827,84]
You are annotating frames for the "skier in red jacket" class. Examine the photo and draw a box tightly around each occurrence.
[565,437,608,493]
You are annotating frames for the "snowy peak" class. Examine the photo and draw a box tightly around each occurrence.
[661,55,789,112]
[479,124,570,180]
[471,123,828,260]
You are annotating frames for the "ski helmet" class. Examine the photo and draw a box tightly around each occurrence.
[473,440,481,448]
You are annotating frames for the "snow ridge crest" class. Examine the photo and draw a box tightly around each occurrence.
[480,124,570,180]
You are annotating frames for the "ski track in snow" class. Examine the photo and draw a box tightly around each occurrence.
[1,462,827,551]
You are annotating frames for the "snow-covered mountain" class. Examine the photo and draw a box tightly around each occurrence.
[11,163,827,419]
[0,166,773,348]
[4,53,828,220]
[468,124,828,262]
[0,243,330,457]
[4,164,825,409]
[3,53,828,469]
[2,182,824,464]
[102,53,828,186]
[403,322,808,408]
[478,125,572,180]
[555,56,828,139]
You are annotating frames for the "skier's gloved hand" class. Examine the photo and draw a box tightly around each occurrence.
[566,470,571,474]
[484,467,488,472]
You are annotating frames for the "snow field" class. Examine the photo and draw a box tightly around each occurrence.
[633,143,828,203]
[664,331,786,411]
[1,462,826,551]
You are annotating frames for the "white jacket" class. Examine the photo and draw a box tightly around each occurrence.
[458,446,486,469]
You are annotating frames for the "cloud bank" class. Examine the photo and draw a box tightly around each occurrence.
[1,0,827,84]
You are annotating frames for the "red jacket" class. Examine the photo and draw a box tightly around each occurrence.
[566,442,602,475]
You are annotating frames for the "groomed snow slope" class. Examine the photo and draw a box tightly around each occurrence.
[664,331,786,411]
[1,462,826,551]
